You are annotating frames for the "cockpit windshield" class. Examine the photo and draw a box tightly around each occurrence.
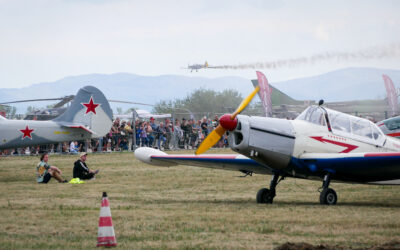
[297,106,385,145]
[296,106,326,126]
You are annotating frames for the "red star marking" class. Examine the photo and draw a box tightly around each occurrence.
[82,97,99,114]
[20,125,34,139]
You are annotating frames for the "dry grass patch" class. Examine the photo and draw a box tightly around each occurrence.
[0,150,399,249]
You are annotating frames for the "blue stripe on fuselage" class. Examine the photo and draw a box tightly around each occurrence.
[288,155,400,183]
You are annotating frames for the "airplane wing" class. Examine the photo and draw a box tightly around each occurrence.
[134,147,274,175]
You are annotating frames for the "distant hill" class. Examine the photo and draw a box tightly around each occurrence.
[1,67,399,113]
[271,67,400,102]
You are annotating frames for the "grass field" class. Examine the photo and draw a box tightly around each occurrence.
[1,149,399,249]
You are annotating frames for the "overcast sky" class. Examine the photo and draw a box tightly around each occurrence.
[0,0,399,89]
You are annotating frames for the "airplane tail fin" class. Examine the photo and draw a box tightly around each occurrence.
[53,86,113,138]
[205,61,209,68]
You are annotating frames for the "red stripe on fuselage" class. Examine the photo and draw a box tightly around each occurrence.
[387,132,400,137]
[365,152,400,157]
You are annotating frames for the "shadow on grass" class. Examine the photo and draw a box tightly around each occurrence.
[275,200,400,208]
[139,198,400,208]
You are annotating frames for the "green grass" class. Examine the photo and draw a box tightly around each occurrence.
[0,150,399,249]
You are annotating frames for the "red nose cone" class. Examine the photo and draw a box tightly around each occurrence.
[219,114,238,131]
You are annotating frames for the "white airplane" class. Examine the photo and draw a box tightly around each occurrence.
[377,116,400,139]
[0,86,113,150]
[135,86,400,205]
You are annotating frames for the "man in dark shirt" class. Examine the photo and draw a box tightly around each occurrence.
[201,117,209,137]
[73,152,99,180]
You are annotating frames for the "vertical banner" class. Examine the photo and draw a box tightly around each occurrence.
[255,71,273,117]
[382,74,399,117]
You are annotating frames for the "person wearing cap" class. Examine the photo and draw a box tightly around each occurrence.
[73,152,99,180]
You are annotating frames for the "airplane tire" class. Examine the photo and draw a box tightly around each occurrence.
[320,188,337,205]
[256,188,274,204]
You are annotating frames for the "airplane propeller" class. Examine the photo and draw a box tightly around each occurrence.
[195,86,260,155]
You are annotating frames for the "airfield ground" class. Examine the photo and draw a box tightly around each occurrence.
[0,149,399,249]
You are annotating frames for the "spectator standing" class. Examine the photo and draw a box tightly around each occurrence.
[135,123,142,147]
[191,119,200,148]
[156,122,167,150]
[124,121,133,150]
[181,118,189,149]
[187,119,195,149]
[174,120,184,149]
[111,118,120,151]
[213,115,219,128]
[139,122,148,146]
[164,119,172,150]
[201,117,208,138]
[149,117,157,147]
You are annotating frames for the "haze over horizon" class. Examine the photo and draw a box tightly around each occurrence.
[0,0,399,89]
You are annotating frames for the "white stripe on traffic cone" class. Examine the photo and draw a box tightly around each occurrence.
[97,192,117,247]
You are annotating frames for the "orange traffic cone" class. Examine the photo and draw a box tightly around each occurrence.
[97,192,117,247]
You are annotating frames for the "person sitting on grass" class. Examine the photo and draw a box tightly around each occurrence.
[73,152,99,180]
[36,153,68,183]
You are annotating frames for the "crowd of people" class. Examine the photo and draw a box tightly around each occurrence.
[0,115,230,156]
[110,116,229,151]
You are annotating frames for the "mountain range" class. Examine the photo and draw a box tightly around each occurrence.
[1,67,399,114]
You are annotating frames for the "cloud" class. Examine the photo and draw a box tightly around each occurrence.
[314,23,331,42]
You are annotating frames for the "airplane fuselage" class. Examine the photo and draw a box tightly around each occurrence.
[0,118,91,150]
[230,108,400,184]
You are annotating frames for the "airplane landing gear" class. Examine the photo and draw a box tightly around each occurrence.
[256,188,274,203]
[319,173,337,205]
[256,174,282,204]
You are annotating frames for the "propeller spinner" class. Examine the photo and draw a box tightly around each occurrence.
[195,86,260,155]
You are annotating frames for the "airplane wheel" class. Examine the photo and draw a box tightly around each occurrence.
[256,188,274,204]
[320,188,337,205]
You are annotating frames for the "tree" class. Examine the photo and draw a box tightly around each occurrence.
[153,88,246,120]
[26,106,39,115]
[1,105,16,119]
[125,107,138,114]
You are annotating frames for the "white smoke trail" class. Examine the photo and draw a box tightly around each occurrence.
[215,43,400,70]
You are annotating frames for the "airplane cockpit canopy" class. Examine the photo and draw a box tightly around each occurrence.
[381,116,400,131]
[296,105,385,145]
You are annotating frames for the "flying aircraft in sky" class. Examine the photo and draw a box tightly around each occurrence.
[136,85,400,205]
[0,86,113,150]
[183,61,216,72]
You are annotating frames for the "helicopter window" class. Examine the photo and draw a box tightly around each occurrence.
[296,106,326,126]
[383,117,400,131]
